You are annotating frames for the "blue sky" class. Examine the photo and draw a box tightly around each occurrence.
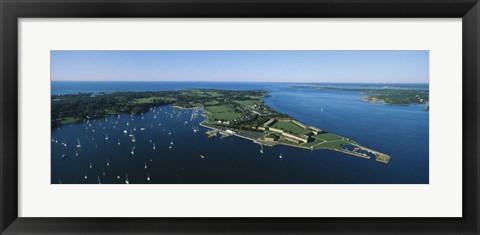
[51,51,429,83]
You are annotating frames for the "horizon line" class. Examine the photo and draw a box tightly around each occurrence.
[51,80,429,84]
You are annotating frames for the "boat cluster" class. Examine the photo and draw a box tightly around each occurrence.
[52,106,208,184]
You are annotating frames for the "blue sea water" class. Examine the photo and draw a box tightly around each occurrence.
[51,81,429,184]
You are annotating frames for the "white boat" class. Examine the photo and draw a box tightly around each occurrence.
[105,134,108,140]
[123,130,128,134]
[125,174,129,184]
[153,142,156,150]
[61,154,67,159]
[84,173,87,180]
[170,140,173,145]
[131,136,136,143]
[140,128,146,131]
[106,158,110,166]
[168,131,171,135]
[147,172,150,182]
[200,155,205,159]
[129,130,133,137]
[89,162,92,168]
[168,145,172,149]
[144,162,147,169]
[260,145,263,154]
[76,139,82,148]
[75,150,79,157]
[131,147,135,155]
[117,138,121,145]
[279,153,283,159]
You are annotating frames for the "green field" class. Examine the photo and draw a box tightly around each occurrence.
[233,99,261,106]
[60,117,81,124]
[205,105,242,121]
[315,132,343,141]
[271,120,310,135]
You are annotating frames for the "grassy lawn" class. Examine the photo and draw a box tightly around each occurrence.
[301,137,325,147]
[314,139,352,150]
[105,109,120,115]
[233,99,261,106]
[205,105,243,121]
[60,117,81,124]
[271,120,310,135]
[315,132,343,141]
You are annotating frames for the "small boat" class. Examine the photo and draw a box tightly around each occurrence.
[260,145,263,154]
[170,140,173,145]
[279,153,283,159]
[61,154,67,159]
[131,147,135,155]
[105,134,109,140]
[168,145,172,149]
[153,142,156,150]
[75,150,79,157]
[168,131,171,135]
[200,155,205,159]
[89,162,93,168]
[106,158,110,166]
[131,136,136,143]
[125,174,129,184]
[76,139,82,148]
[147,172,150,182]
[140,128,146,131]
[129,130,133,137]
[84,173,87,180]
[117,138,121,145]
[123,130,128,134]
[144,162,147,169]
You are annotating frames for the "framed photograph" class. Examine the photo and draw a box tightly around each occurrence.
[1,0,478,234]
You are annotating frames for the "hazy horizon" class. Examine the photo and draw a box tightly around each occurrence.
[51,80,429,84]
[51,51,429,83]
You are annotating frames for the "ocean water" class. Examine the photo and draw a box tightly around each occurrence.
[51,81,429,184]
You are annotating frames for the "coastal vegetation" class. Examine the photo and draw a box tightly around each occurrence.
[292,85,429,107]
[51,89,390,163]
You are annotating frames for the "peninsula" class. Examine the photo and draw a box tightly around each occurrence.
[51,89,390,163]
[292,85,429,108]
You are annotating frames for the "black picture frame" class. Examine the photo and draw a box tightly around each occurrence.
[1,0,479,234]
